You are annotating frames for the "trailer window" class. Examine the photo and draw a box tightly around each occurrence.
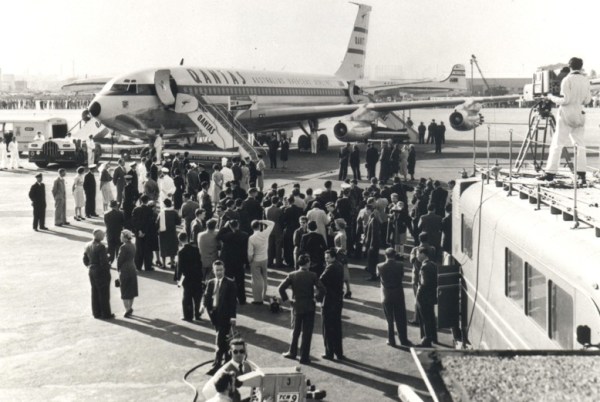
[460,214,473,258]
[52,124,68,139]
[549,281,573,348]
[526,263,546,330]
[505,248,524,308]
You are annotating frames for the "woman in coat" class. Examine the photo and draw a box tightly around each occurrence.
[99,165,114,211]
[173,168,185,210]
[399,145,409,181]
[72,166,86,221]
[157,198,181,269]
[117,229,138,318]
[210,164,224,203]
[407,144,417,181]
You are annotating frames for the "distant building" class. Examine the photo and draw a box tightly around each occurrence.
[468,78,530,96]
[14,80,28,91]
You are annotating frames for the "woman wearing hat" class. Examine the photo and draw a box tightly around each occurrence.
[210,164,224,202]
[72,166,86,221]
[333,218,352,299]
[117,229,138,317]
[157,198,181,269]
[99,164,114,212]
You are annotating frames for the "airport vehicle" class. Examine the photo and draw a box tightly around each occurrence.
[1,117,68,152]
[448,176,600,350]
[70,3,515,157]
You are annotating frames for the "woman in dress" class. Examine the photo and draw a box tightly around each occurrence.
[280,136,289,169]
[333,218,352,299]
[99,164,114,211]
[240,160,250,191]
[117,229,138,318]
[399,145,409,181]
[173,168,185,210]
[391,143,401,178]
[157,198,181,270]
[148,201,162,268]
[72,166,86,221]
[211,164,224,203]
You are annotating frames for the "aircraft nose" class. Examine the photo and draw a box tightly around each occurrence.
[88,101,101,118]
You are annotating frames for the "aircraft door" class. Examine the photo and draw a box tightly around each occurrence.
[154,69,176,106]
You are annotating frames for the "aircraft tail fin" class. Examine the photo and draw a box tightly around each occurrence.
[439,64,467,90]
[335,3,372,81]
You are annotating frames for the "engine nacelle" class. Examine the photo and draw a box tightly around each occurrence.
[449,107,484,131]
[333,120,373,141]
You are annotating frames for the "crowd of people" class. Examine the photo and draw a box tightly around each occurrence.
[0,96,92,110]
[28,142,455,391]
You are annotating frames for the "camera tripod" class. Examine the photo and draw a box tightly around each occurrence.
[514,100,573,175]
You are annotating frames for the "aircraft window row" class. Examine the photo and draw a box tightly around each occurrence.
[136,85,157,95]
[460,214,473,258]
[182,85,345,97]
[504,248,574,348]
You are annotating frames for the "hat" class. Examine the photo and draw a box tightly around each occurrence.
[163,153,171,157]
[313,188,323,196]
[161,167,169,173]
[325,201,334,208]
[189,162,197,168]
[35,173,43,178]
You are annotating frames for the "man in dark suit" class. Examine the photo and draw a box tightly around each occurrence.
[240,188,263,234]
[176,232,204,321]
[418,204,443,257]
[377,248,411,347]
[266,196,284,267]
[122,175,137,228]
[83,165,98,218]
[204,260,238,374]
[320,249,345,360]
[104,200,124,264]
[430,181,448,217]
[279,254,325,364]
[299,221,327,277]
[427,119,438,144]
[317,180,338,207]
[217,220,249,304]
[363,204,381,281]
[83,229,114,319]
[112,159,127,206]
[29,173,48,231]
[281,196,304,267]
[416,246,437,347]
[131,195,155,271]
[365,143,379,180]
[417,122,426,144]
[378,141,392,182]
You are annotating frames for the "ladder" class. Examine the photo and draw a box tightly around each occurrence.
[195,95,260,160]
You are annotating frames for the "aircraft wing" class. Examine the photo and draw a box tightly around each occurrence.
[242,95,520,125]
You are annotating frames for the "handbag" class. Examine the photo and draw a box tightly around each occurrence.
[115,279,120,288]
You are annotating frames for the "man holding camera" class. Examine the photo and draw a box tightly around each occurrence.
[539,57,592,184]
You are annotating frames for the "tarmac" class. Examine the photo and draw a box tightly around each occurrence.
[1,107,599,402]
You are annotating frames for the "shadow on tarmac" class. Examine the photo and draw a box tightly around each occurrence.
[108,315,215,353]
[41,227,91,242]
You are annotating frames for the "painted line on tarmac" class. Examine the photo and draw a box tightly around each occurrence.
[296,170,337,180]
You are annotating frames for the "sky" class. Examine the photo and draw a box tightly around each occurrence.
[2,0,599,80]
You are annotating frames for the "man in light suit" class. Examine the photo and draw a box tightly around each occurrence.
[278,254,325,364]
[377,248,412,347]
[112,159,127,206]
[204,260,238,375]
[52,168,69,226]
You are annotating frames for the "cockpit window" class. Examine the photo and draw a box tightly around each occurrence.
[109,80,137,95]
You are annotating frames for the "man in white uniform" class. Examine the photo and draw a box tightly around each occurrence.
[247,220,275,304]
[157,167,175,201]
[154,134,164,164]
[8,139,20,169]
[0,137,8,169]
[539,57,592,184]
[86,135,95,167]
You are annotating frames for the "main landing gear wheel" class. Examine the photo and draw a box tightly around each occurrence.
[297,134,310,151]
[317,134,328,152]
[35,162,48,168]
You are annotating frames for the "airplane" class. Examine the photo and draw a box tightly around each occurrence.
[79,3,517,154]
[358,64,468,98]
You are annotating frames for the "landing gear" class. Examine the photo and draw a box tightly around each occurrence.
[297,134,311,151]
[317,134,329,152]
[34,162,48,168]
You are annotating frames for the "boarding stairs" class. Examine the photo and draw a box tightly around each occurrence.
[378,111,419,143]
[189,95,260,160]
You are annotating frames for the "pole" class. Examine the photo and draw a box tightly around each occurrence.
[508,129,513,196]
[486,125,490,184]
[573,144,579,228]
[472,127,477,176]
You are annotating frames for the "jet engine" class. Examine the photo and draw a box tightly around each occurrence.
[333,120,410,143]
[333,120,373,141]
[449,105,484,131]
